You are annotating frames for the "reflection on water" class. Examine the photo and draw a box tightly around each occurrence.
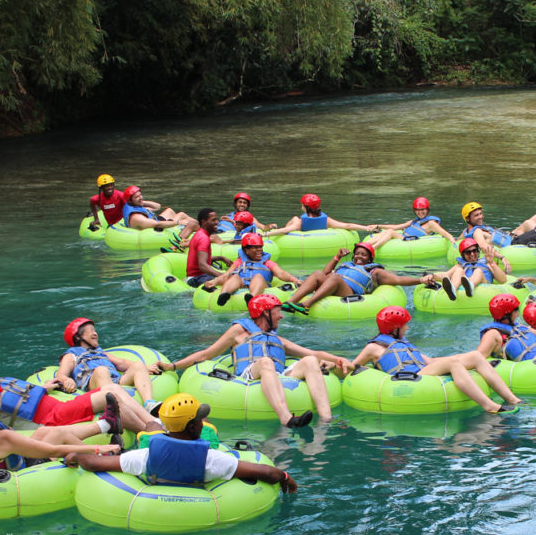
[2,87,536,535]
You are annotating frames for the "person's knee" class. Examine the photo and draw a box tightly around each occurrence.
[257,357,277,373]
[92,366,113,381]
[301,355,320,369]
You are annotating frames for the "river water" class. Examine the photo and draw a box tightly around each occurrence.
[1,87,536,534]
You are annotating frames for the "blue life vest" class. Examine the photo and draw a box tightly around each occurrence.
[233,223,257,240]
[234,249,273,286]
[403,215,441,239]
[479,321,513,358]
[122,203,158,228]
[145,435,209,484]
[64,346,121,390]
[504,324,536,362]
[371,334,427,375]
[300,212,328,231]
[0,378,47,427]
[232,318,286,375]
[463,225,512,247]
[335,262,382,295]
[217,212,236,233]
[456,257,494,283]
[0,421,26,471]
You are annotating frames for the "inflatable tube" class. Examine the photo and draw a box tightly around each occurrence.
[413,277,531,315]
[447,240,536,273]
[27,345,179,404]
[363,232,450,262]
[104,222,184,251]
[74,444,279,532]
[0,461,81,519]
[307,285,407,320]
[79,211,108,240]
[141,252,191,293]
[178,354,342,420]
[271,229,360,259]
[210,232,280,261]
[342,366,491,414]
[490,358,536,395]
[192,282,297,312]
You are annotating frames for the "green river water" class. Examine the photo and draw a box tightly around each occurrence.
[1,86,536,534]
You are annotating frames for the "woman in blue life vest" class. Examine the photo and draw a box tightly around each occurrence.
[56,318,162,415]
[216,192,278,233]
[157,295,354,426]
[263,194,375,237]
[281,243,434,316]
[64,393,298,493]
[432,238,507,301]
[478,294,536,361]
[353,306,521,414]
[203,233,302,306]
[366,197,456,250]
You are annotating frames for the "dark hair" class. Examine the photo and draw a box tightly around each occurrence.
[198,208,216,225]
[306,206,322,217]
[73,324,88,346]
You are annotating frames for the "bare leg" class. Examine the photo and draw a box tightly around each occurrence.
[119,362,153,404]
[220,274,245,295]
[31,423,100,445]
[286,271,328,304]
[287,356,332,420]
[512,216,536,236]
[301,274,354,308]
[178,219,199,240]
[248,274,267,296]
[88,367,115,390]
[249,358,292,425]
[367,229,403,249]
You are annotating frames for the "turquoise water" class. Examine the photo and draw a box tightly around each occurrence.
[1,87,536,534]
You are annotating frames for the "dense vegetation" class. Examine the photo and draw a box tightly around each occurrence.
[1,0,535,135]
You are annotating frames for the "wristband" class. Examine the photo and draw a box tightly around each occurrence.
[337,358,343,367]
[173,362,177,371]
[281,471,289,483]
[334,256,340,262]
[94,446,100,455]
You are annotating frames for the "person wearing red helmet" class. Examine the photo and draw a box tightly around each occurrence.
[89,174,126,226]
[217,192,277,233]
[263,194,375,237]
[204,233,301,306]
[122,185,198,241]
[431,238,507,301]
[366,197,456,250]
[281,243,434,315]
[57,318,163,416]
[352,306,521,414]
[158,295,353,427]
[477,294,536,362]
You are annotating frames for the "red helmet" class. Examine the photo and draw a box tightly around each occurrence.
[459,238,479,255]
[523,303,536,328]
[64,317,94,346]
[234,192,251,205]
[241,233,263,247]
[248,294,282,319]
[123,185,141,203]
[234,211,254,226]
[354,242,375,261]
[300,194,321,210]
[413,197,430,210]
[489,294,520,320]
[376,306,411,334]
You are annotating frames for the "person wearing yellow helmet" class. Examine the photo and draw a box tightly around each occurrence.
[90,174,126,226]
[366,196,456,249]
[64,393,298,494]
[158,295,354,427]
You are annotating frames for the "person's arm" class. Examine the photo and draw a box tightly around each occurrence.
[197,250,226,276]
[322,248,350,275]
[326,217,377,232]
[158,325,242,372]
[64,451,122,471]
[263,217,301,237]
[233,461,297,493]
[0,430,120,460]
[212,256,233,267]
[270,264,301,286]
[424,221,456,244]
[476,329,503,358]
[129,213,178,230]
[280,337,354,375]
[90,198,101,225]
[142,200,161,211]
[352,342,382,367]
[516,276,536,285]
[374,269,434,287]
[56,354,77,392]
[377,220,413,231]
[204,260,240,287]
[486,252,507,284]
[252,217,277,231]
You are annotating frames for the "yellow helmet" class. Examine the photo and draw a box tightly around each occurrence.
[158,393,210,432]
[97,174,115,188]
[461,202,482,221]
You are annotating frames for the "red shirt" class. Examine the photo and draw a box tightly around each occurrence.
[187,228,212,277]
[90,189,125,225]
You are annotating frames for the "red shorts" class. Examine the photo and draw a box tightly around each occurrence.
[32,389,100,426]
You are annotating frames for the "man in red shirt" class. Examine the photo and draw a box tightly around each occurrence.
[90,174,125,226]
[186,208,232,288]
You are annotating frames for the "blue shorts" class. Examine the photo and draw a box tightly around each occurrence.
[187,273,215,288]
